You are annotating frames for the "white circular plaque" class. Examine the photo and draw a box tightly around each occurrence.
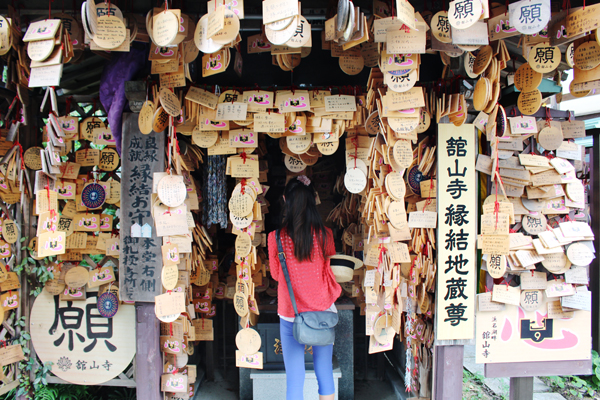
[157,175,187,207]
[344,168,367,194]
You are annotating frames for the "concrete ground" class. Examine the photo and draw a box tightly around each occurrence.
[195,369,238,400]
[196,345,568,400]
[355,379,396,400]
[195,369,397,399]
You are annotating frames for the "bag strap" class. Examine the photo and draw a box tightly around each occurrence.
[276,230,299,317]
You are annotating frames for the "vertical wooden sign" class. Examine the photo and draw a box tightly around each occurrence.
[436,124,477,340]
[120,113,165,302]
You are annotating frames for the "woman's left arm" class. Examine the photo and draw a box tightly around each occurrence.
[326,229,336,257]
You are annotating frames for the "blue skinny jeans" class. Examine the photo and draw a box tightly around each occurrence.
[280,319,335,399]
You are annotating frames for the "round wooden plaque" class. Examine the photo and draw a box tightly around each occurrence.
[522,213,547,235]
[566,242,594,266]
[65,266,89,289]
[235,328,262,354]
[517,90,542,115]
[235,233,252,258]
[473,78,490,111]
[431,11,452,43]
[486,254,506,279]
[229,192,254,217]
[211,9,240,45]
[139,101,154,135]
[93,16,127,50]
[473,45,493,76]
[528,44,561,73]
[520,289,542,311]
[153,10,179,46]
[24,147,43,170]
[234,292,249,317]
[157,175,187,207]
[344,168,367,194]
[574,41,600,71]
[537,126,563,151]
[514,63,542,92]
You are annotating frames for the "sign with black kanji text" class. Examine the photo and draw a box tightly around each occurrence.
[30,290,136,385]
[436,124,477,340]
[120,113,166,301]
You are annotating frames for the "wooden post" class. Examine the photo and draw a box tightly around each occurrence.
[135,303,162,400]
[433,345,464,400]
[119,113,165,399]
[509,377,533,400]
[16,95,39,400]
[590,130,600,351]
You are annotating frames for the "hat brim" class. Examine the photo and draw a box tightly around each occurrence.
[329,255,363,269]
[329,255,363,283]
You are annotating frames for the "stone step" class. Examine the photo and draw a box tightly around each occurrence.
[385,365,410,400]
[251,367,342,400]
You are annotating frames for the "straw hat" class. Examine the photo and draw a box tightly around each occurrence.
[329,255,363,283]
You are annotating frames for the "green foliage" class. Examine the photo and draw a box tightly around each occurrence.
[0,325,50,400]
[106,388,137,400]
[463,369,473,383]
[548,375,566,389]
[546,350,600,399]
[0,385,135,400]
[4,384,94,400]
[473,372,486,384]
[13,237,56,297]
[5,238,60,398]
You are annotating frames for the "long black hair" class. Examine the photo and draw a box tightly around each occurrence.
[281,176,328,262]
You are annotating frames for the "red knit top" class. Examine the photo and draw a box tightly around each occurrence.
[268,228,341,319]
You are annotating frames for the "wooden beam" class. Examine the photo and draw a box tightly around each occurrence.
[509,377,533,400]
[0,380,19,396]
[46,375,136,388]
[54,95,107,117]
[560,92,600,103]
[504,105,574,120]
[591,137,599,351]
[61,55,106,74]
[135,303,162,399]
[61,81,102,96]
[433,345,463,400]
[59,65,105,87]
[485,359,592,378]
[16,90,39,400]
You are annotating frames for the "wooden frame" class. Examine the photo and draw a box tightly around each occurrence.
[485,360,592,400]
[484,359,592,378]
[478,121,595,400]
[589,129,600,352]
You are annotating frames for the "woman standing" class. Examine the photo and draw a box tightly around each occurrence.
[268,175,341,400]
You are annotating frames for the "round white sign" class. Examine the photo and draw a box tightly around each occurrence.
[30,290,136,385]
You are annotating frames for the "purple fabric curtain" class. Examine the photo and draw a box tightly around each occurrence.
[99,46,147,155]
